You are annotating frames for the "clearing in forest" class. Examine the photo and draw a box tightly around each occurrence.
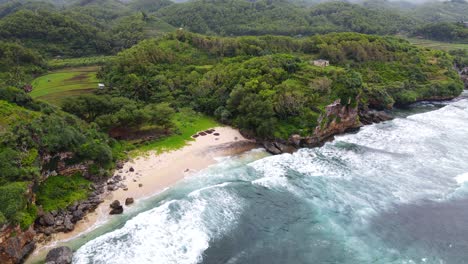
[30,66,99,105]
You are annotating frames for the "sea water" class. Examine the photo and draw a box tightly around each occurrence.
[71,97,468,264]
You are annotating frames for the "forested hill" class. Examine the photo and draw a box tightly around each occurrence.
[155,0,415,36]
[98,31,463,138]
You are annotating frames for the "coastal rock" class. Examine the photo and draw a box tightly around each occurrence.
[286,99,362,149]
[359,109,393,125]
[314,99,361,142]
[71,209,84,223]
[138,183,143,187]
[110,200,121,209]
[109,206,124,215]
[129,167,135,172]
[263,142,283,155]
[64,216,74,232]
[0,225,36,264]
[109,200,124,214]
[116,161,124,169]
[45,246,73,264]
[41,213,55,226]
[125,198,134,205]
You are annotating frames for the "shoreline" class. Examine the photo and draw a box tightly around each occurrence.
[26,126,258,263]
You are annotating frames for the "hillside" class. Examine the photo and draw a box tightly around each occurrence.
[99,31,464,138]
[155,0,414,36]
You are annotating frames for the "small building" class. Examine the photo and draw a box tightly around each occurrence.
[98,83,105,89]
[312,59,330,67]
[463,21,468,28]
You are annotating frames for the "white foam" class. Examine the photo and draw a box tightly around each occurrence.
[455,173,468,185]
[73,186,244,264]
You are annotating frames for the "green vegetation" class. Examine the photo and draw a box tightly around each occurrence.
[156,0,414,36]
[414,22,468,42]
[36,173,91,212]
[404,37,468,52]
[0,0,467,232]
[0,87,117,227]
[30,67,99,105]
[0,181,37,229]
[62,94,175,138]
[134,109,219,153]
[100,31,463,138]
[48,56,114,69]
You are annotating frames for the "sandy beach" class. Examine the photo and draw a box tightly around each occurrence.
[27,126,257,262]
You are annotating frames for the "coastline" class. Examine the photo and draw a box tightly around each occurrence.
[26,126,258,263]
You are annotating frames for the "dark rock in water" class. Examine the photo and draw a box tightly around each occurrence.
[45,246,73,264]
[110,200,121,209]
[129,167,135,172]
[125,197,134,205]
[359,109,393,125]
[109,205,123,215]
[263,142,283,155]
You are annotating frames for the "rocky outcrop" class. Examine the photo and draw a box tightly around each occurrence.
[45,246,73,264]
[359,105,393,125]
[283,99,362,151]
[125,198,134,206]
[35,184,105,238]
[109,200,123,215]
[0,225,36,264]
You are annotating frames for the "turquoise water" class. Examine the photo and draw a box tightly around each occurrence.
[71,98,468,264]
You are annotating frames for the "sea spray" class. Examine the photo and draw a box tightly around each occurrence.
[74,99,468,264]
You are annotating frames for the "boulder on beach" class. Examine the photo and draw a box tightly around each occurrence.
[213,133,220,136]
[129,167,135,172]
[109,200,123,214]
[192,134,199,138]
[199,132,207,136]
[45,246,73,264]
[125,197,134,205]
[110,200,121,209]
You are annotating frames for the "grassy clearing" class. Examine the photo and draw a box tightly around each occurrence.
[48,56,114,69]
[36,174,91,212]
[402,37,468,51]
[30,66,99,105]
[132,110,219,155]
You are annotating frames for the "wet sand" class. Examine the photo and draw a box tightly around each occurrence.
[27,126,257,263]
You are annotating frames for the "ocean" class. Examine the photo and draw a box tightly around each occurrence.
[69,96,468,264]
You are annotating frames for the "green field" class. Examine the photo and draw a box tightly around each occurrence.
[402,37,468,51]
[132,109,220,154]
[30,66,99,105]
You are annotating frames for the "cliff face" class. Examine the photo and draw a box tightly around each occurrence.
[291,99,362,148]
[263,99,363,154]
[0,225,36,264]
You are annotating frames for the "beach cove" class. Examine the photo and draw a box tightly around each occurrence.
[26,126,258,263]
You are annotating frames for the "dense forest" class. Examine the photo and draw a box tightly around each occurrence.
[0,0,467,247]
